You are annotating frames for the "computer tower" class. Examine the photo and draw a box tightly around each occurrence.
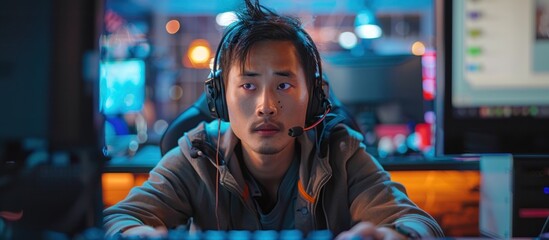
[480,155,549,238]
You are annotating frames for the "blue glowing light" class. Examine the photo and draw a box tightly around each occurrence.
[99,60,146,115]
[354,10,382,39]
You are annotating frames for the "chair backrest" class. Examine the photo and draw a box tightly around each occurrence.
[159,93,213,155]
[159,82,364,156]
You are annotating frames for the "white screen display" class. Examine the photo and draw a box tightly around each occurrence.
[452,0,549,108]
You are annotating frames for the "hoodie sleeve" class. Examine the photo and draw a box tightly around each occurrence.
[103,147,196,237]
[322,123,444,238]
[345,147,445,238]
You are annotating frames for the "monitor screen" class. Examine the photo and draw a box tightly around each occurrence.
[100,60,146,115]
[324,54,424,123]
[324,53,430,158]
[436,0,549,155]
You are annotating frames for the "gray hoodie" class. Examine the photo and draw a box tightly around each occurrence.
[103,120,444,238]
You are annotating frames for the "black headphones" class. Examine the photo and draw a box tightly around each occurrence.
[204,24,330,126]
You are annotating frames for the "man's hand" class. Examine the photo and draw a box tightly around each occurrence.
[335,222,407,240]
[121,225,167,238]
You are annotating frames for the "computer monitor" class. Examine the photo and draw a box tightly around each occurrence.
[100,59,146,115]
[323,53,428,158]
[324,54,424,124]
[435,0,549,155]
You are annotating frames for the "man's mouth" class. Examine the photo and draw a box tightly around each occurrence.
[253,123,281,136]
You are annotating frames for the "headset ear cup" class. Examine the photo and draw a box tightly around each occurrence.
[315,85,327,115]
[215,71,229,121]
[306,76,327,124]
[213,70,229,121]
[205,70,230,121]
[205,72,219,119]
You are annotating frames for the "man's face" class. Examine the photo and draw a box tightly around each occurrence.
[225,40,309,155]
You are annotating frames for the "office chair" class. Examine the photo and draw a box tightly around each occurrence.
[159,93,214,156]
[159,81,364,156]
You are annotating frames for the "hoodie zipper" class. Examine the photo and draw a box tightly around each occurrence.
[311,172,331,229]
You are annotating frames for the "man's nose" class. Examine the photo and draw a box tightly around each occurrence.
[256,89,278,117]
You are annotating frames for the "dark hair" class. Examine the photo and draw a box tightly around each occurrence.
[217,0,322,93]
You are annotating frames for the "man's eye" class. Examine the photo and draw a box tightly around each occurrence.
[277,83,291,90]
[242,83,256,90]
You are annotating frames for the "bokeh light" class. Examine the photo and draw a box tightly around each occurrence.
[338,31,358,49]
[216,11,237,27]
[165,19,180,34]
[411,41,426,56]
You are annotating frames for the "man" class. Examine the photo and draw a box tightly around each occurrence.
[103,0,444,239]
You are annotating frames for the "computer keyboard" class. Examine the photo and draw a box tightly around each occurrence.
[111,229,333,240]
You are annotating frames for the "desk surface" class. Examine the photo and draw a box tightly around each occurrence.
[103,145,480,173]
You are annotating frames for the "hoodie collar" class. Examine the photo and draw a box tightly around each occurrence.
[183,121,330,195]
